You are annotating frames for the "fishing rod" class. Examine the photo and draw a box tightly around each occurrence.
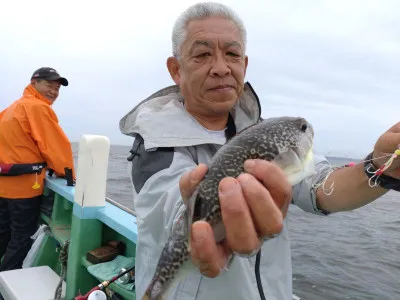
[74,265,135,300]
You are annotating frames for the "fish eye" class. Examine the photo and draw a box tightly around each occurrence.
[300,123,308,132]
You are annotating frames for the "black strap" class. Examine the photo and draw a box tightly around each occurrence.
[0,162,47,176]
[363,152,400,191]
[127,134,144,162]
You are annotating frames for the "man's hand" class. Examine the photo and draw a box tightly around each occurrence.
[373,122,400,178]
[179,159,292,278]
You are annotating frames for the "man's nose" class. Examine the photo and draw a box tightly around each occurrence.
[210,54,231,77]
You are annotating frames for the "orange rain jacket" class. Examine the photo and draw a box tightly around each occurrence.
[0,84,75,199]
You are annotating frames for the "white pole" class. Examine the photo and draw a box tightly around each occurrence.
[74,135,110,207]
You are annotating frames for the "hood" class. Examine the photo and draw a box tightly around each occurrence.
[119,82,261,150]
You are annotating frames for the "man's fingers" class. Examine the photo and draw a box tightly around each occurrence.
[244,159,292,216]
[386,122,400,134]
[180,164,208,202]
[219,177,260,255]
[190,221,226,277]
[237,173,283,237]
[375,132,400,152]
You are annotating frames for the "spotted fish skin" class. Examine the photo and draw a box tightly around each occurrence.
[143,116,314,300]
[193,116,313,229]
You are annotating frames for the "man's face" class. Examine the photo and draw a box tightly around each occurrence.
[168,16,248,117]
[31,79,61,102]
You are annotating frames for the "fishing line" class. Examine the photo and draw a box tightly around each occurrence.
[313,146,400,195]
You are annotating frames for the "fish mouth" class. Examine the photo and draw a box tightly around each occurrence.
[274,144,315,187]
[302,146,314,167]
[289,146,315,185]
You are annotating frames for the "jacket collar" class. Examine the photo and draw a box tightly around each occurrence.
[23,84,52,105]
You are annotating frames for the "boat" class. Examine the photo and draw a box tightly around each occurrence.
[0,135,138,300]
[0,135,303,300]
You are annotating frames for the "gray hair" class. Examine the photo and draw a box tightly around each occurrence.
[172,2,247,58]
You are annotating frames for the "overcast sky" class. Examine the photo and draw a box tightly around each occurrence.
[1,0,399,158]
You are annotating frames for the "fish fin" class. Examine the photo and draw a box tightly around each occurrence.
[224,254,235,271]
[273,148,315,186]
[143,284,168,300]
[142,294,150,300]
[163,259,196,297]
[186,186,199,252]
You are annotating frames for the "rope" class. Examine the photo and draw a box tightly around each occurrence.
[54,240,70,300]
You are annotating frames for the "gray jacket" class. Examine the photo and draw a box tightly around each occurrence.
[120,83,332,300]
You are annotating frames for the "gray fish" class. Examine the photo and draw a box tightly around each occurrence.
[143,116,316,300]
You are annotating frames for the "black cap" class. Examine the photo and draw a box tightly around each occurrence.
[31,67,68,86]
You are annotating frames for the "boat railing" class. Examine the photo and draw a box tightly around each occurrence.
[105,197,136,216]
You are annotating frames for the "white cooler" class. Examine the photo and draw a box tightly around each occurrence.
[0,266,65,300]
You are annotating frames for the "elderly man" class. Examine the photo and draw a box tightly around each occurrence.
[120,2,400,299]
[0,67,75,271]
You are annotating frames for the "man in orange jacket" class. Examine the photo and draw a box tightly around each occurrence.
[0,67,75,271]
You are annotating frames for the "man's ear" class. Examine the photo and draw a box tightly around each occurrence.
[244,55,248,77]
[167,56,181,85]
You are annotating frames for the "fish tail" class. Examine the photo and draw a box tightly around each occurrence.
[143,215,191,300]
